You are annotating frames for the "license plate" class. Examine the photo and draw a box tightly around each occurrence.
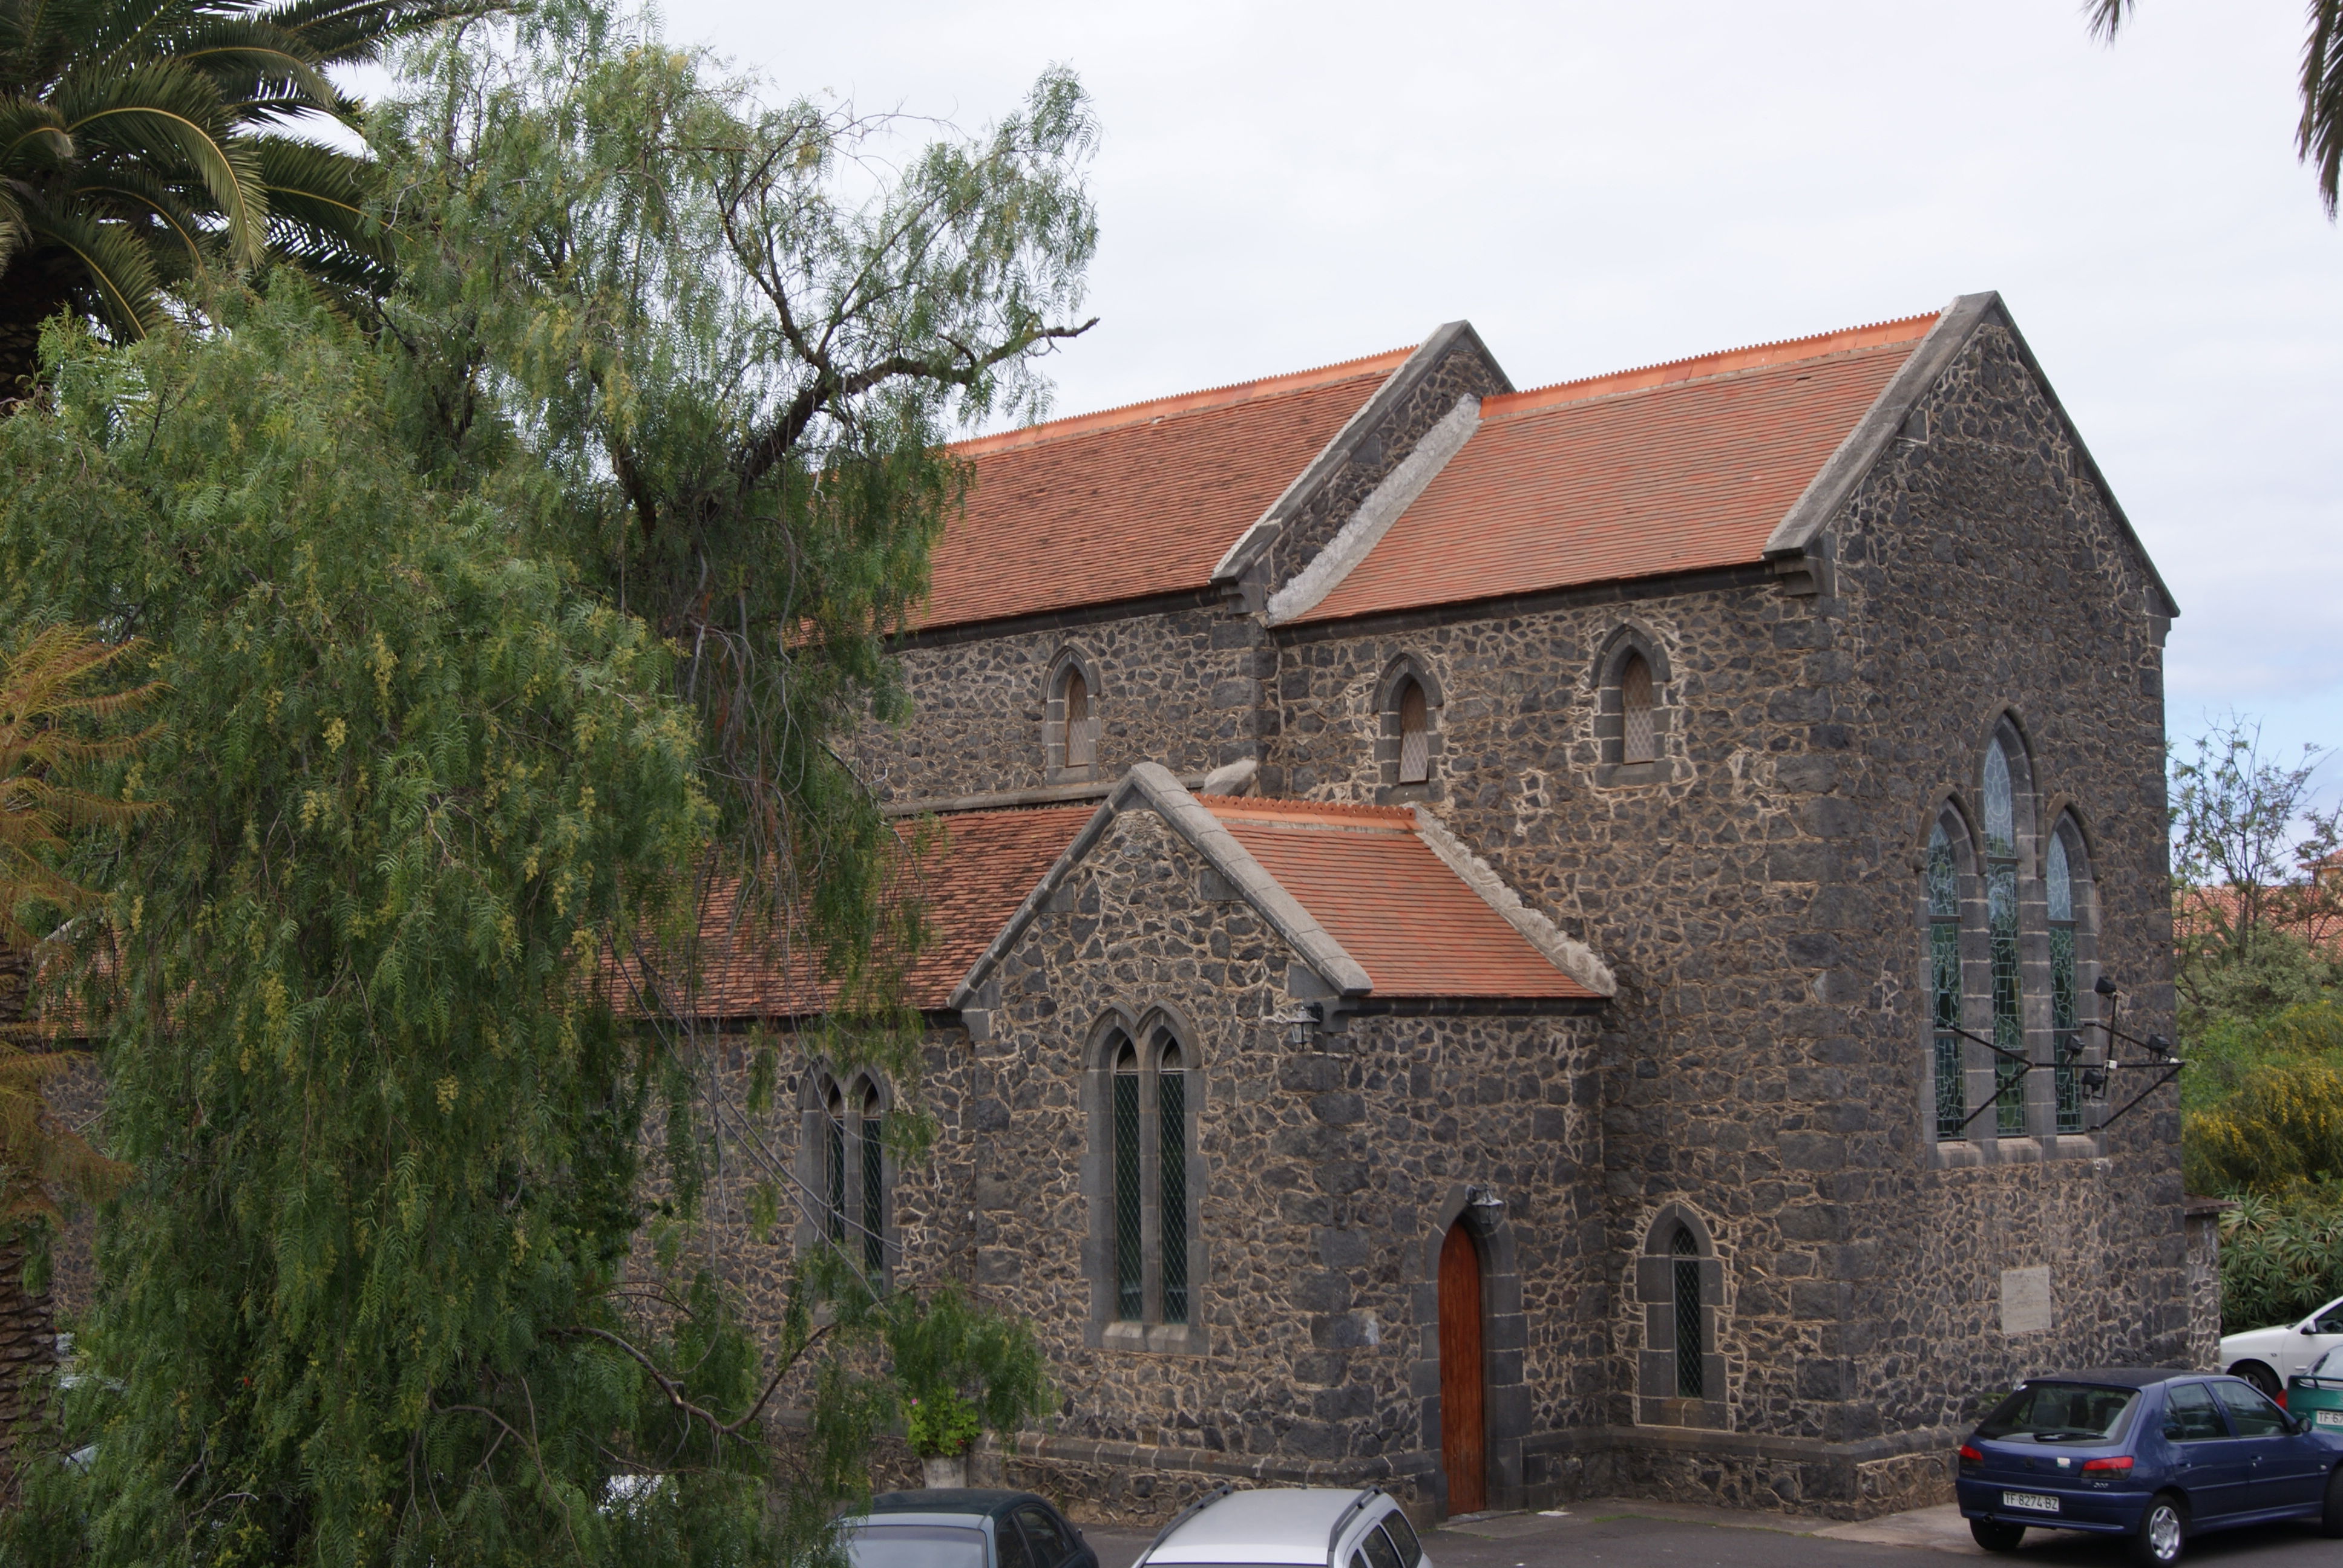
[2316,1410,2343,1428]
[2002,1492,2061,1514]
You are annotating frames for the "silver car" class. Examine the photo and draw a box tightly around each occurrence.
[1133,1486,1430,1568]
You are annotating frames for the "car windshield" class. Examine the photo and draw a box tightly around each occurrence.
[847,1524,989,1568]
[1976,1382,2139,1442]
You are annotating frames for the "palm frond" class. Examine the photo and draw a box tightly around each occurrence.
[2086,0,2132,43]
[61,59,267,264]
[2301,0,2343,215]
[71,163,215,272]
[20,197,162,329]
[260,0,480,67]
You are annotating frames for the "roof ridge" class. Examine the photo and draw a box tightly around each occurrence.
[1487,311,1939,417]
[946,346,1417,459]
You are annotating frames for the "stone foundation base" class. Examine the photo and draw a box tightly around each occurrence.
[968,1423,1961,1527]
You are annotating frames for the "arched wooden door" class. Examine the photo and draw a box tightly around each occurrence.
[1438,1220,1486,1514]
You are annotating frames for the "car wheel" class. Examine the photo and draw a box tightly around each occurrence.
[2322,1464,2343,1539]
[2229,1361,2282,1403]
[2128,1494,2186,1566]
[1969,1518,2025,1552]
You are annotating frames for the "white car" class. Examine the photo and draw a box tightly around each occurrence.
[1133,1486,1430,1568]
[2218,1294,2343,1402]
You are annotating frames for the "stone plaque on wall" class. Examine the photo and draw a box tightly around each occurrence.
[2001,1266,2053,1335]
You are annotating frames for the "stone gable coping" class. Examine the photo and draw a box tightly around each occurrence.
[945,762,1375,1010]
[1264,396,1482,626]
[1408,807,1618,997]
[1763,290,2180,622]
[1210,321,1512,587]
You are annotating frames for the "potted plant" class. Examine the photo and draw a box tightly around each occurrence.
[885,1284,1053,1491]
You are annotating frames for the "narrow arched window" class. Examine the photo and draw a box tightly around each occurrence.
[1158,1037,1189,1325]
[1397,678,1429,785]
[1111,1036,1141,1321]
[2048,826,2088,1134]
[824,1085,847,1243]
[1620,652,1656,765]
[1672,1227,1704,1399]
[859,1082,886,1276]
[1063,667,1094,768]
[1927,820,1964,1139]
[1983,740,2024,1135]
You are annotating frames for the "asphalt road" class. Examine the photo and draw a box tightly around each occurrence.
[1075,1501,2341,1567]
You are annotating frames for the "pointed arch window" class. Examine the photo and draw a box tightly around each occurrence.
[2047,822,2097,1135]
[1397,678,1430,784]
[1927,819,1965,1139]
[1620,653,1656,765]
[809,1074,889,1282]
[1063,667,1095,768]
[859,1083,886,1275]
[1982,739,2025,1136]
[1671,1227,1704,1399]
[1095,1022,1199,1333]
[824,1084,847,1243]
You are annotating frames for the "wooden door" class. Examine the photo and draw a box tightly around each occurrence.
[1438,1221,1486,1514]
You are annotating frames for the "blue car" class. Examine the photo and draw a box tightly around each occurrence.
[1956,1367,2343,1563]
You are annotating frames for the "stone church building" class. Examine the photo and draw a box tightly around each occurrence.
[667,293,2195,1521]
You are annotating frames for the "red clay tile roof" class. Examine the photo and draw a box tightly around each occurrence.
[1296,313,1938,624]
[917,349,1412,631]
[626,806,1090,1020]
[1202,797,1595,999]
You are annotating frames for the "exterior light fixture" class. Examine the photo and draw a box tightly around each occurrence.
[1267,1002,1322,1047]
[1466,1184,1505,1217]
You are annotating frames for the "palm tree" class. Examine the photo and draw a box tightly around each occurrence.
[0,0,467,397]
[2092,1,2343,215]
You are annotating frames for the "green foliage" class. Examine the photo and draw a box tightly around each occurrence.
[2181,996,2343,1114]
[0,285,825,1564]
[2185,1059,2343,1194]
[2177,926,2343,1048]
[2217,1187,2343,1334]
[880,1282,1053,1459]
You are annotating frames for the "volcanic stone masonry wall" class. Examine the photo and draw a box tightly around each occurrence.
[1259,318,2184,1486]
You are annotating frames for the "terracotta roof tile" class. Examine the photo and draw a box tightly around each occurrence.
[629,806,1090,1020]
[917,350,1411,631]
[1205,799,1594,999]
[1296,314,1936,624]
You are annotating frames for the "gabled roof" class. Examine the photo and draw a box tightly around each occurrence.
[622,806,1091,1021]
[951,764,1613,1009]
[914,348,1413,632]
[1290,313,1938,624]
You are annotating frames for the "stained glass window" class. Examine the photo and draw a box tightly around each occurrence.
[825,1088,845,1243]
[1672,1227,1704,1398]
[1063,668,1094,768]
[1622,653,1656,765]
[1983,742,2014,857]
[860,1087,886,1277]
[1928,822,1965,1138]
[1990,858,2025,1134]
[1112,1039,1141,1321]
[1159,1040,1188,1325]
[2049,831,2082,1134]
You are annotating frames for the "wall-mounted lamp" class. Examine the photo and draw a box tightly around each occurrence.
[1267,1002,1323,1047]
[1466,1184,1505,1218]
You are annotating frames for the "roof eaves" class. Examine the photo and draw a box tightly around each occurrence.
[1762,292,1996,565]
[1211,320,1513,586]
[1408,808,1617,996]
[945,763,1375,1010]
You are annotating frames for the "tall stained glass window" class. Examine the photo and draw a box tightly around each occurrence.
[860,1085,886,1276]
[2049,831,2082,1134]
[1158,1039,1189,1325]
[1112,1038,1142,1321]
[1397,678,1430,784]
[1672,1227,1705,1398]
[1984,742,2026,1135]
[1621,653,1657,765]
[1928,822,1965,1138]
[824,1086,846,1243]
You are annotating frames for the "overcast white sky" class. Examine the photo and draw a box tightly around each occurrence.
[653,0,2340,775]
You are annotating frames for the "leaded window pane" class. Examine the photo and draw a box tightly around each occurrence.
[861,1111,885,1275]
[1622,655,1656,765]
[1113,1067,1141,1321]
[1927,823,1958,917]
[825,1110,845,1243]
[1990,859,2024,1135]
[1159,1069,1188,1325]
[1064,670,1094,767]
[2052,923,2080,1134]
[1671,1227,1703,1399]
[1397,679,1429,784]
[1932,919,1964,1138]
[2047,834,2072,922]
[1984,742,2015,857]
